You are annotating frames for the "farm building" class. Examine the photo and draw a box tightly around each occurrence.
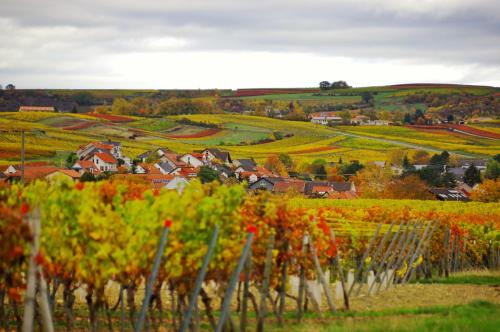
[19,106,56,112]
[309,112,342,125]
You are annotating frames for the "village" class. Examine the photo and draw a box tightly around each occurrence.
[0,137,491,202]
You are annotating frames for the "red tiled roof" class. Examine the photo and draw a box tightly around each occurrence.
[179,167,199,177]
[8,166,60,182]
[76,160,97,168]
[255,166,275,176]
[92,142,114,151]
[311,186,333,193]
[274,180,306,193]
[139,163,162,174]
[94,152,117,164]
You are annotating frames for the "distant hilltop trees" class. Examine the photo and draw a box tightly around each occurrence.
[319,80,351,90]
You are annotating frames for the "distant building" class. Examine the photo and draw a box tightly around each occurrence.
[19,106,55,112]
[309,112,342,125]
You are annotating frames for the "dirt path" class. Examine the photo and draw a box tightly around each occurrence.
[347,283,500,312]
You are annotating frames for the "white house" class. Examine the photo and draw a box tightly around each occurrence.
[155,162,181,175]
[309,112,342,125]
[179,153,204,167]
[93,153,117,172]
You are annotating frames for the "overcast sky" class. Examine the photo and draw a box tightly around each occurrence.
[1,0,499,89]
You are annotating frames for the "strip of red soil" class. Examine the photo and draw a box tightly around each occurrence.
[63,121,98,130]
[235,88,320,97]
[87,113,135,123]
[408,125,500,139]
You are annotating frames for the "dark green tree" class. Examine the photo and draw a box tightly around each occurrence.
[464,165,481,186]
[197,166,219,183]
[278,153,293,170]
[310,159,327,180]
[80,172,96,182]
[340,161,364,178]
[415,109,425,121]
[485,158,500,179]
[403,113,413,124]
[319,81,331,90]
[65,152,78,168]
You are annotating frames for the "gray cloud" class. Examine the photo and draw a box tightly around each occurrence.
[1,0,499,87]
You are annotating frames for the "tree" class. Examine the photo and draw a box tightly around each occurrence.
[331,81,350,89]
[464,165,481,186]
[403,113,413,124]
[440,171,456,187]
[429,151,449,167]
[470,179,500,202]
[265,155,288,177]
[410,150,430,164]
[355,163,392,198]
[415,109,425,121]
[319,81,331,90]
[340,161,364,178]
[402,155,411,169]
[5,84,15,91]
[485,158,500,179]
[66,152,78,168]
[417,166,442,187]
[326,166,343,182]
[382,175,432,200]
[310,159,327,180]
[197,166,219,183]
[388,149,405,167]
[360,92,374,105]
[80,172,96,182]
[340,110,351,124]
[111,98,135,115]
[286,102,306,121]
[94,105,109,114]
[278,153,293,171]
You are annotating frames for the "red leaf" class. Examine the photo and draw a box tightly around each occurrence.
[20,203,30,215]
[247,225,258,235]
[164,219,173,228]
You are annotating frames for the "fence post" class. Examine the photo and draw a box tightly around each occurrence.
[368,221,406,294]
[310,240,336,313]
[278,241,289,325]
[347,223,382,296]
[239,247,252,332]
[402,222,435,283]
[135,221,171,332]
[296,234,309,322]
[257,233,276,332]
[215,230,255,332]
[329,228,349,310]
[180,225,220,332]
[355,221,396,296]
[22,209,43,332]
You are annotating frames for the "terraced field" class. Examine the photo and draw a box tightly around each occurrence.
[1,111,498,166]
